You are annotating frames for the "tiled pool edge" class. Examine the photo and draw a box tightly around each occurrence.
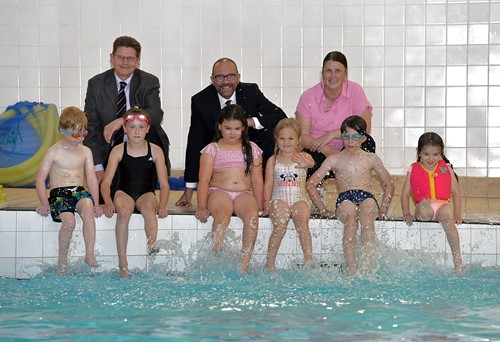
[1,211,498,279]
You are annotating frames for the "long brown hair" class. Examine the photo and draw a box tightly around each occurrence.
[213,104,253,175]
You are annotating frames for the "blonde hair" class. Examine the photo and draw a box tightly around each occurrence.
[59,106,88,131]
[273,118,302,156]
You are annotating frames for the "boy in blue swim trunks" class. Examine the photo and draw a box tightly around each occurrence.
[36,106,103,275]
[306,116,394,276]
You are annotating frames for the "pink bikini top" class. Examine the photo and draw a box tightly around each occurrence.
[200,141,262,171]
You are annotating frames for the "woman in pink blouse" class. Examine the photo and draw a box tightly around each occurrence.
[295,51,375,178]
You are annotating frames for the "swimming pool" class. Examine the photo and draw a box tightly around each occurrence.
[1,247,499,341]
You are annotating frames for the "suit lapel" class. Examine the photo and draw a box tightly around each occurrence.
[129,70,140,106]
[104,71,118,112]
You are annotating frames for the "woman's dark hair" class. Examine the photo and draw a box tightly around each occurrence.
[213,104,253,175]
[417,132,458,181]
[323,51,348,71]
[340,115,367,135]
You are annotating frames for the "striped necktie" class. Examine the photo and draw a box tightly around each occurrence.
[111,81,127,146]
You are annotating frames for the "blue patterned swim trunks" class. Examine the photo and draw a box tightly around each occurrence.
[48,186,94,222]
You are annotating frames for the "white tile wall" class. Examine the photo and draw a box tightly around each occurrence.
[1,210,497,279]
[0,1,499,176]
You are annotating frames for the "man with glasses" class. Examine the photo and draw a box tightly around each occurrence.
[176,57,287,207]
[84,36,170,188]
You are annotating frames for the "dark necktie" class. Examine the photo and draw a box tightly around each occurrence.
[225,100,231,106]
[111,81,127,146]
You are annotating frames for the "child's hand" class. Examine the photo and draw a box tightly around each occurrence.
[195,208,210,223]
[454,212,462,225]
[320,209,335,219]
[94,206,104,218]
[292,153,311,168]
[403,213,413,226]
[36,205,50,217]
[103,203,115,218]
[157,207,168,218]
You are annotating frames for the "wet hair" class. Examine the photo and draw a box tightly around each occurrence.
[416,132,458,181]
[59,106,87,131]
[340,115,367,135]
[113,36,141,57]
[122,105,150,121]
[273,118,302,156]
[213,104,253,175]
[212,57,239,75]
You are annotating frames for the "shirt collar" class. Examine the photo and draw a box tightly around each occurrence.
[217,92,237,108]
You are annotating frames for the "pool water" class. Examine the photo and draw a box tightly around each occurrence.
[1,248,499,341]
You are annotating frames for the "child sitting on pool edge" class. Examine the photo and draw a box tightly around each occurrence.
[35,106,103,275]
[306,116,394,276]
[101,106,170,279]
[401,132,465,274]
[195,104,264,274]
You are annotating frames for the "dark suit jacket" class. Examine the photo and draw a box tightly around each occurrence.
[183,82,287,183]
[84,68,170,173]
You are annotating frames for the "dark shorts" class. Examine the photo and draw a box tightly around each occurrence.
[336,189,378,209]
[48,186,94,222]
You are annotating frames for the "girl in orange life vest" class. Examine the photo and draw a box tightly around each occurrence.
[401,132,465,274]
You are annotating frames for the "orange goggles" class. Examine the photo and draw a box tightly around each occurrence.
[61,128,88,138]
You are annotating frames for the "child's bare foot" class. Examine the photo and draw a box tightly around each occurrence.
[454,265,466,274]
[85,256,99,268]
[57,263,68,276]
[147,245,160,256]
[119,268,132,279]
[213,240,228,254]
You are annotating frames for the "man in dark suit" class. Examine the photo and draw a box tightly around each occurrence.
[175,57,287,206]
[84,36,170,184]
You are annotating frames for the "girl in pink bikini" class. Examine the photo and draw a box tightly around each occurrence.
[401,132,465,273]
[195,104,264,274]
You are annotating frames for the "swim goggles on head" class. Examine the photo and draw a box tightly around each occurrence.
[340,132,365,141]
[60,128,88,138]
[124,114,149,124]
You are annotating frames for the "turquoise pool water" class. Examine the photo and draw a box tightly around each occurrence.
[1,249,499,341]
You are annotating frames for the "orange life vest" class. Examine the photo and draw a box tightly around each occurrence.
[410,160,452,203]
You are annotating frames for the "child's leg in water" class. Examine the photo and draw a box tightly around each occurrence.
[57,212,77,275]
[336,201,359,276]
[435,204,465,274]
[358,199,378,274]
[234,193,259,274]
[136,193,160,255]
[290,201,313,266]
[76,198,99,268]
[114,191,135,278]
[266,200,291,269]
[207,191,234,253]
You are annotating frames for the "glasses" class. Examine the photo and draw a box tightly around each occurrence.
[61,128,88,138]
[341,133,364,141]
[124,114,149,124]
[113,55,138,62]
[212,73,237,82]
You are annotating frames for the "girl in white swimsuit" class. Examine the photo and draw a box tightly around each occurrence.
[263,118,315,269]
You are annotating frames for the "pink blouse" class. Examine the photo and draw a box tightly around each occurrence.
[296,80,372,151]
